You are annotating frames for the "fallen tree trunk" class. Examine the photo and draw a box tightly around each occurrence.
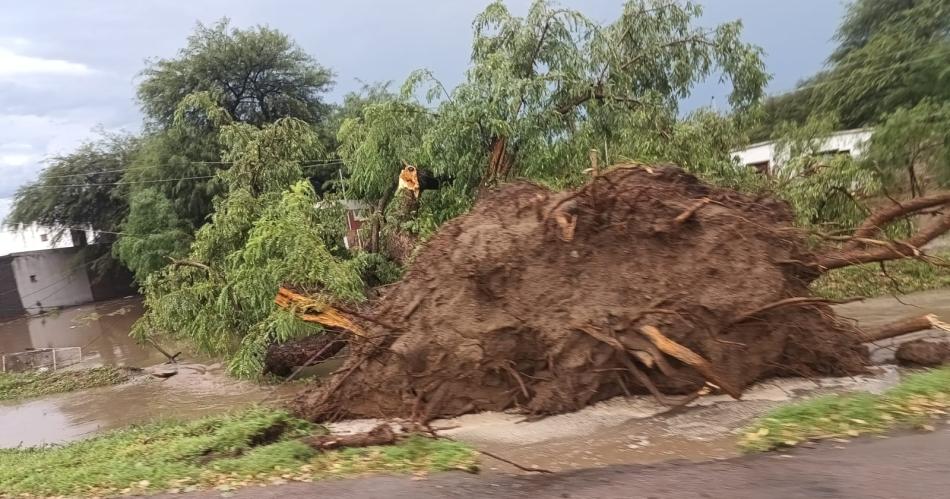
[862,314,950,343]
[301,424,396,451]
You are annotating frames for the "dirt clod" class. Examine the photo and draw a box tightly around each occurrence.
[291,165,868,422]
[895,340,950,367]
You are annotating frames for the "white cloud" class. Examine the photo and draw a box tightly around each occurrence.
[0,47,92,79]
[0,154,34,167]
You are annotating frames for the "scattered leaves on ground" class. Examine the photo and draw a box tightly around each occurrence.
[741,366,950,452]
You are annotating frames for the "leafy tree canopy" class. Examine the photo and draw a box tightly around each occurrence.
[6,132,139,241]
[340,0,767,240]
[756,0,949,137]
[138,19,335,128]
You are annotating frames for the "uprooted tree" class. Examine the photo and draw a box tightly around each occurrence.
[283,165,950,422]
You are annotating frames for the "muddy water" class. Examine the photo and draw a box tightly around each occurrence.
[0,298,293,448]
[0,297,163,367]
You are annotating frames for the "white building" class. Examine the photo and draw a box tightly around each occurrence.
[0,223,91,257]
[0,224,127,318]
[731,128,873,175]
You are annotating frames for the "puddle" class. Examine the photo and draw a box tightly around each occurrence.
[0,297,166,368]
[0,364,294,448]
[0,298,298,448]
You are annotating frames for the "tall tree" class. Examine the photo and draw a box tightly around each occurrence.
[116,20,336,282]
[759,0,950,133]
[134,95,368,376]
[138,19,334,128]
[6,133,139,243]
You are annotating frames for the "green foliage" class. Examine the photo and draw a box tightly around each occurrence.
[0,367,131,402]
[138,18,334,128]
[113,188,194,283]
[768,114,881,230]
[135,113,368,376]
[859,99,950,194]
[340,0,767,239]
[6,132,138,240]
[759,0,949,132]
[0,407,475,497]
[820,0,950,127]
[740,366,950,452]
[811,250,950,299]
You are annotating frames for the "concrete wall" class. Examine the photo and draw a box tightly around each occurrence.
[0,257,24,318]
[10,249,94,314]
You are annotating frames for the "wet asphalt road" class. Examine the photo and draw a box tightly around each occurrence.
[174,429,950,499]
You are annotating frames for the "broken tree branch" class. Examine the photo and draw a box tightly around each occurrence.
[302,424,396,451]
[862,314,950,343]
[275,287,367,337]
[848,192,950,247]
[674,197,711,225]
[638,325,741,399]
[815,208,950,270]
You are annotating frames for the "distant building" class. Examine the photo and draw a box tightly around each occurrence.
[0,223,92,257]
[0,224,134,318]
[731,128,873,175]
[315,200,371,250]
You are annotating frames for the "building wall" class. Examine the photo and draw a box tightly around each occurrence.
[0,223,91,257]
[10,249,94,314]
[0,257,24,318]
[731,128,873,174]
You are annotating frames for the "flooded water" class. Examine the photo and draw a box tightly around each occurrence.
[0,297,163,368]
[0,298,295,448]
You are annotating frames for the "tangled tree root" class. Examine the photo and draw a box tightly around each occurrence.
[284,165,950,423]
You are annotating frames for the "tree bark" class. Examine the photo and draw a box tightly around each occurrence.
[815,209,950,270]
[848,193,950,244]
[484,135,513,187]
[861,313,950,343]
[815,191,950,270]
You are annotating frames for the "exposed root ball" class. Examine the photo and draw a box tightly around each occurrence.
[291,165,868,422]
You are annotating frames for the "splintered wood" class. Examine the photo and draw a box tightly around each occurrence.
[274,287,367,337]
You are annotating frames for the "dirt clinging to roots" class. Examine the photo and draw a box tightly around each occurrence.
[292,165,869,422]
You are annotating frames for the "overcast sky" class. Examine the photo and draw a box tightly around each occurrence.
[0,0,847,222]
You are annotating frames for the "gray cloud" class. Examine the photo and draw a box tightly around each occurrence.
[0,0,844,204]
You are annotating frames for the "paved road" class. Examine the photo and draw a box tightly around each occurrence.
[176,429,950,499]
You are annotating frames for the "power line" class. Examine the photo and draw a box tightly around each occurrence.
[33,158,346,180]
[23,175,217,189]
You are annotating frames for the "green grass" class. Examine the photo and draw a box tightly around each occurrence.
[811,251,950,299]
[0,407,477,497]
[740,367,950,452]
[0,367,131,402]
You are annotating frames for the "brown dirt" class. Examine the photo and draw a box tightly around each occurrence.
[291,165,868,422]
[895,339,950,367]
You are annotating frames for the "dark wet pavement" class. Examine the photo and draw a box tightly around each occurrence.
[169,428,950,499]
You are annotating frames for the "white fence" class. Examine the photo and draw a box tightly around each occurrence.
[0,347,83,373]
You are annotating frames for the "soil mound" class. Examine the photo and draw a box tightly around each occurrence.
[291,165,868,421]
